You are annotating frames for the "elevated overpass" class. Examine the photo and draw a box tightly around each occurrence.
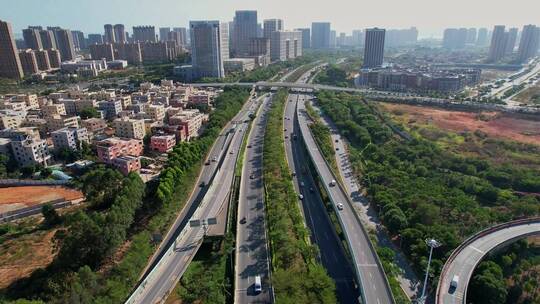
[189,82,540,114]
[436,217,540,304]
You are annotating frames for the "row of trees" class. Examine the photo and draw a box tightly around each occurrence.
[313,64,349,87]
[315,90,540,290]
[156,86,249,207]
[263,90,336,303]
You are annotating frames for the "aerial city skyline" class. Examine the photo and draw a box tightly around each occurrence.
[1,8,539,80]
[3,0,539,37]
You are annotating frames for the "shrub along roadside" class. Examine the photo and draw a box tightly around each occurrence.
[315,90,540,292]
[263,89,336,304]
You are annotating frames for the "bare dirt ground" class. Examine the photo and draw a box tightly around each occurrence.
[381,103,540,145]
[0,186,84,213]
[0,229,57,289]
[514,84,540,105]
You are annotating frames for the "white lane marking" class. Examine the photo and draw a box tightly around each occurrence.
[369,272,373,278]
[470,245,485,254]
[372,284,376,291]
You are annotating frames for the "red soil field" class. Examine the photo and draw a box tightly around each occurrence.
[382,103,540,145]
[0,186,84,213]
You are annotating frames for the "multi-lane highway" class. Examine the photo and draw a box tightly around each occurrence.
[437,218,540,304]
[296,96,395,304]
[235,94,273,303]
[310,101,420,298]
[139,94,254,278]
[284,93,358,303]
[126,93,261,304]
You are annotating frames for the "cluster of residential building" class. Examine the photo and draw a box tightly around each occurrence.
[0,80,214,175]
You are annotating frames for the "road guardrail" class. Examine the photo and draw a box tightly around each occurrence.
[436,217,540,304]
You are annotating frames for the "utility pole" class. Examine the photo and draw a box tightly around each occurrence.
[418,238,441,304]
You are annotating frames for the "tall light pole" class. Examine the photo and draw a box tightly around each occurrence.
[418,238,441,304]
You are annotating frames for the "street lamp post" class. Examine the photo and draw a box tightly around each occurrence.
[418,238,441,304]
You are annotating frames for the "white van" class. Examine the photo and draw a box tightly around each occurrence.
[254,275,262,294]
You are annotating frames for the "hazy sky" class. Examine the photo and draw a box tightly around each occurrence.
[2,0,539,38]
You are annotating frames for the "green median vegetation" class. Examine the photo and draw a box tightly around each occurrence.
[263,89,336,304]
[0,87,250,304]
[315,90,540,292]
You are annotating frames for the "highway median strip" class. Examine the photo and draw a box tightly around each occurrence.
[262,89,337,304]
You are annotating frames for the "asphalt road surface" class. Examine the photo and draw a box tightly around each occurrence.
[310,101,421,299]
[140,91,258,279]
[438,220,540,304]
[128,93,262,304]
[296,95,394,304]
[235,94,273,303]
[284,93,358,303]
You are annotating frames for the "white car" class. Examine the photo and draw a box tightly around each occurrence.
[336,203,344,210]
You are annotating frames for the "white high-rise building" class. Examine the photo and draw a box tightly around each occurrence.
[270,30,302,61]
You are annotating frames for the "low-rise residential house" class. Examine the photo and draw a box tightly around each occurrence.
[10,133,51,167]
[98,100,122,120]
[81,118,107,134]
[112,155,141,175]
[46,114,79,132]
[169,109,207,140]
[146,104,166,122]
[114,117,146,139]
[96,137,143,163]
[51,127,89,150]
[42,103,67,117]
[150,134,176,153]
